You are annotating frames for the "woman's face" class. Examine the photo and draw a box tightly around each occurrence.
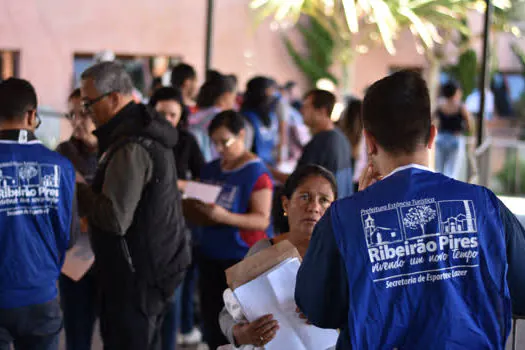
[155,100,182,128]
[282,175,335,237]
[210,126,245,162]
[69,97,97,146]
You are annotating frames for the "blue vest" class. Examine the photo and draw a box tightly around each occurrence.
[199,158,272,260]
[244,111,279,166]
[331,165,511,349]
[0,130,75,309]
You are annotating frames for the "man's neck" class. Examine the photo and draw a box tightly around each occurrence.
[0,123,31,132]
[183,93,194,107]
[380,150,430,176]
[312,117,334,135]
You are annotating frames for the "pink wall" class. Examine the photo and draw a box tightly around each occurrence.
[1,1,524,111]
[0,0,305,112]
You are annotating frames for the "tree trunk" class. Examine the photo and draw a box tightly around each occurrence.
[420,224,426,235]
[426,55,442,111]
[341,57,355,95]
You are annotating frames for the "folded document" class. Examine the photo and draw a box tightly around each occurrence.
[232,257,338,350]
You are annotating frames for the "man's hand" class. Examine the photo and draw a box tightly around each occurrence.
[358,162,383,191]
[233,314,279,347]
[76,171,87,184]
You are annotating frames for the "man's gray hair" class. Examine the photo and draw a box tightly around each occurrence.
[81,61,134,95]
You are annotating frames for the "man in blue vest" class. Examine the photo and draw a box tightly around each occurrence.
[0,78,78,350]
[295,70,525,349]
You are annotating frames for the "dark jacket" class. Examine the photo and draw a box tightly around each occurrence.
[77,102,191,315]
[56,137,98,184]
[174,129,204,180]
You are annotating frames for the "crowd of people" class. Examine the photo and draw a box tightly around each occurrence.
[0,60,524,350]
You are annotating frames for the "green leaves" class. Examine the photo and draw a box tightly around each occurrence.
[282,16,339,87]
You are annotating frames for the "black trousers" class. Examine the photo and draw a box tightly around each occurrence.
[99,287,169,350]
[198,255,240,350]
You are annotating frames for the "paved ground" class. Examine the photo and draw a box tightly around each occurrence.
[58,321,524,350]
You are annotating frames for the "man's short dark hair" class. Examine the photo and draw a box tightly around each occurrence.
[69,88,81,100]
[0,78,38,121]
[149,87,184,108]
[305,89,336,117]
[208,110,245,136]
[171,63,196,89]
[363,70,431,154]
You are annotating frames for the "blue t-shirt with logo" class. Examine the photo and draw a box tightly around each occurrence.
[199,158,273,260]
[295,165,525,349]
[0,130,76,309]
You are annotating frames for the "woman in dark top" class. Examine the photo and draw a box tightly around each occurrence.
[434,81,471,178]
[56,88,98,350]
[149,87,205,349]
[150,87,205,182]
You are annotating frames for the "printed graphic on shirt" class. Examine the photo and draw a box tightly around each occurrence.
[216,184,238,211]
[0,162,61,217]
[361,198,479,289]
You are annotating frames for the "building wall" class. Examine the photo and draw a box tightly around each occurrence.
[1,1,524,113]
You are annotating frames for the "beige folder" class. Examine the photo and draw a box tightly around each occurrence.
[225,240,301,290]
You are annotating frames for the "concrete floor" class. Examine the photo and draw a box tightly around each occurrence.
[58,321,524,350]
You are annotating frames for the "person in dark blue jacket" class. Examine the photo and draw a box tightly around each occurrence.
[0,78,78,350]
[295,70,525,349]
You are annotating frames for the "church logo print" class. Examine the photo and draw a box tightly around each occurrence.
[362,209,403,248]
[438,200,477,234]
[0,165,18,189]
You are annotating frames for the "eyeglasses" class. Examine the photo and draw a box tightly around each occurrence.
[64,110,90,121]
[81,91,114,114]
[212,137,236,149]
[35,112,41,129]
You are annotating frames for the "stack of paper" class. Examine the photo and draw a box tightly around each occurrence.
[233,258,339,350]
[183,181,222,204]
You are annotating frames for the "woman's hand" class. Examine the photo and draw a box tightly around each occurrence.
[202,203,230,224]
[233,314,279,347]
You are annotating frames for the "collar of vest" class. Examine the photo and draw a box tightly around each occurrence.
[384,163,433,179]
[0,129,40,144]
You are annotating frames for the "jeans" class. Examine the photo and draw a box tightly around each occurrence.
[0,298,62,350]
[435,132,461,178]
[161,286,182,350]
[59,273,97,350]
[179,259,198,334]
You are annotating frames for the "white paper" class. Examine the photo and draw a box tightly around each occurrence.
[184,181,222,203]
[233,258,339,350]
[61,235,94,281]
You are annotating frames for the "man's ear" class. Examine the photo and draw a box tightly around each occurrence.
[26,109,38,131]
[427,125,437,149]
[363,129,378,156]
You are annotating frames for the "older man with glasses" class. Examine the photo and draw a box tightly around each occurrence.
[76,61,191,350]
